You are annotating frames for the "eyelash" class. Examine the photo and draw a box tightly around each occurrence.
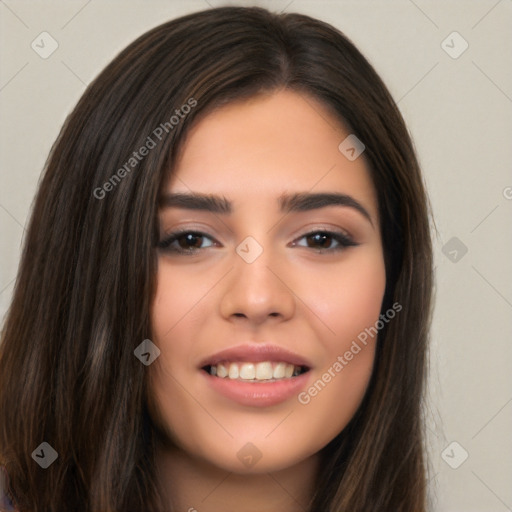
[157,229,358,255]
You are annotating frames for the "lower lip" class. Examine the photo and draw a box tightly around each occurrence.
[201,370,311,407]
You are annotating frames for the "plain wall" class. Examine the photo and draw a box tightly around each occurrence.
[1,1,511,510]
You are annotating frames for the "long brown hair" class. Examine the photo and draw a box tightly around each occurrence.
[0,6,433,511]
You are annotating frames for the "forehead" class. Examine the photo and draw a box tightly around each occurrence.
[167,90,377,214]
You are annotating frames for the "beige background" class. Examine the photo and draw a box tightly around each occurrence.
[1,1,511,510]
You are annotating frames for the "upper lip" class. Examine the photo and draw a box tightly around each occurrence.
[199,344,313,369]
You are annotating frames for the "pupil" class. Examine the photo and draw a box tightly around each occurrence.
[309,233,331,248]
[179,233,202,249]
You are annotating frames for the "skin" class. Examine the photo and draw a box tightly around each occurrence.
[149,89,386,511]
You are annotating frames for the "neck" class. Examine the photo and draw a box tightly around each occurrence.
[155,442,320,512]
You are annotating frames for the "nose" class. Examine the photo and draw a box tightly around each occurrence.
[219,241,296,325]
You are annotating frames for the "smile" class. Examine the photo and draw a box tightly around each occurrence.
[199,344,313,406]
[204,361,309,381]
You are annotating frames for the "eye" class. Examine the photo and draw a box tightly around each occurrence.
[157,230,217,254]
[292,230,358,252]
[157,229,358,256]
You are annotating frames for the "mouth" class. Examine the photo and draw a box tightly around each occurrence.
[202,361,310,382]
[199,344,313,407]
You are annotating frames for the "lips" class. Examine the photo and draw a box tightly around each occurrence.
[199,343,313,369]
[199,344,313,407]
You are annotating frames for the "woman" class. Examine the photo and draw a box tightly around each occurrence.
[0,6,433,511]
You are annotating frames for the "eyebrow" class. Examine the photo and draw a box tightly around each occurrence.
[159,191,374,226]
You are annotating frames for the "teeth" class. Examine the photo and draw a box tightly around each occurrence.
[216,363,228,378]
[228,363,239,379]
[273,362,286,379]
[255,362,273,380]
[239,363,255,379]
[208,361,304,381]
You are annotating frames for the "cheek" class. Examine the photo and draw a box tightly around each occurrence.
[151,263,212,334]
[300,248,387,345]
[150,262,222,369]
[148,266,221,453]
[294,250,386,436]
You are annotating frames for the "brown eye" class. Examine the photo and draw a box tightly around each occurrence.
[305,232,334,249]
[157,231,216,254]
[293,231,358,252]
[176,233,204,250]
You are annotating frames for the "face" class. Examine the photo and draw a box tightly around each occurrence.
[149,90,386,474]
